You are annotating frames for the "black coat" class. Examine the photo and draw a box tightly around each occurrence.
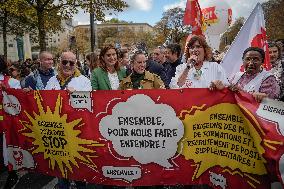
[163,58,182,87]
[146,60,169,88]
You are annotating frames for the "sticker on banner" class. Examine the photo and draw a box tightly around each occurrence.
[2,91,21,115]
[7,146,35,170]
[70,91,92,112]
[20,92,104,177]
[209,171,227,189]
[102,166,141,182]
[99,94,184,168]
[256,98,284,136]
[179,103,267,179]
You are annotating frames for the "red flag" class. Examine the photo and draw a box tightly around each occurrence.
[221,3,271,79]
[183,0,203,35]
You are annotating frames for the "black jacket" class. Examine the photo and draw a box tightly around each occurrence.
[163,58,182,87]
[146,60,169,88]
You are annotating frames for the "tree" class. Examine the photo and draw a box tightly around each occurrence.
[262,0,284,40]
[97,27,118,48]
[0,0,35,60]
[103,18,129,24]
[154,7,191,44]
[219,17,244,51]
[96,26,155,50]
[73,29,91,57]
[1,0,128,52]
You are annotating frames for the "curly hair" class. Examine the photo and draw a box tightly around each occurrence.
[185,35,212,61]
[129,50,145,64]
[242,47,265,63]
[99,44,121,72]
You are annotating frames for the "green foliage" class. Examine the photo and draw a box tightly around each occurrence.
[103,18,129,24]
[0,0,128,52]
[96,26,154,50]
[77,0,128,21]
[262,0,284,40]
[154,7,191,44]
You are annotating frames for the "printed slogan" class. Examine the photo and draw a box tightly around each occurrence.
[1,89,284,188]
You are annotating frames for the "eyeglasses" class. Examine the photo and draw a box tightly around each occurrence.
[188,45,203,50]
[61,60,76,66]
[243,57,261,63]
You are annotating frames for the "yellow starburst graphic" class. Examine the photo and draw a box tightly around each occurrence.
[20,91,104,177]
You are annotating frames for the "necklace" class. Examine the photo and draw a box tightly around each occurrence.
[193,69,202,80]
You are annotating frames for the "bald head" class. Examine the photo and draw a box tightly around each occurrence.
[61,51,76,61]
[39,51,53,71]
[60,51,77,78]
[39,51,52,60]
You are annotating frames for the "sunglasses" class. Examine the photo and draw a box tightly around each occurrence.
[61,60,76,66]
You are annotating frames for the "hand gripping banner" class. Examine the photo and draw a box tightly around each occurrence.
[0,89,284,188]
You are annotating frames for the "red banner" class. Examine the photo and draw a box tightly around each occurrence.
[1,89,284,188]
[183,0,203,35]
[228,8,232,25]
[202,6,218,24]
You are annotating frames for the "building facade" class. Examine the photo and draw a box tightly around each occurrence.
[30,19,76,53]
[0,33,32,61]
[74,23,154,48]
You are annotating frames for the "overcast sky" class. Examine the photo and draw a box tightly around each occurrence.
[73,0,269,26]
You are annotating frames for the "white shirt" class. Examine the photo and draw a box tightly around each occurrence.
[170,61,229,89]
[231,70,272,93]
[0,74,21,89]
[45,75,91,91]
[108,72,120,90]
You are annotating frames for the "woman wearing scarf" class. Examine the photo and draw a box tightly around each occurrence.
[120,50,165,89]
[91,44,126,90]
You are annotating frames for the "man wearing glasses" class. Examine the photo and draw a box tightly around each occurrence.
[230,47,280,102]
[23,51,55,90]
[45,51,91,91]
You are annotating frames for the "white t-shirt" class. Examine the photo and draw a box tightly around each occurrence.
[108,72,120,90]
[170,61,229,89]
[45,75,91,91]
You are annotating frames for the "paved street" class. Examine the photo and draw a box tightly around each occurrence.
[0,170,57,189]
[0,171,8,189]
[0,170,101,189]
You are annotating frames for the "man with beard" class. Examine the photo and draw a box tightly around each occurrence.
[230,47,280,102]
[164,43,182,87]
[268,42,284,101]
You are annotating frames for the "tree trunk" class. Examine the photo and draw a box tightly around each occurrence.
[2,10,8,62]
[37,9,47,51]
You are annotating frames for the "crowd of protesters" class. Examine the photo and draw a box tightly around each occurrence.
[0,35,284,189]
